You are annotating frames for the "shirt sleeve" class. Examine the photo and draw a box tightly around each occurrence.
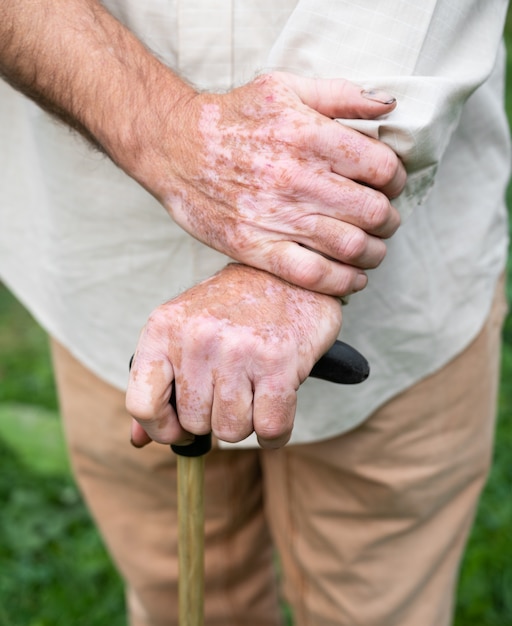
[266,0,509,218]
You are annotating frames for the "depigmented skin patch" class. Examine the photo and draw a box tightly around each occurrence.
[150,72,401,296]
[144,359,169,431]
[167,264,341,402]
[169,264,329,345]
[126,263,343,446]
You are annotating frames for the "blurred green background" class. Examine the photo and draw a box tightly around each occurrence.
[2,10,512,626]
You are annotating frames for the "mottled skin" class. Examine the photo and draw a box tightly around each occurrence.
[127,264,342,449]
[128,72,405,297]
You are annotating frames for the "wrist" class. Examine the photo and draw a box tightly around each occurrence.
[97,62,197,188]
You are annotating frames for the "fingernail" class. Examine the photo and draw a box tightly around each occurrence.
[361,89,396,105]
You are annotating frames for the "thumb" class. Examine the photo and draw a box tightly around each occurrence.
[279,72,397,119]
[130,418,153,448]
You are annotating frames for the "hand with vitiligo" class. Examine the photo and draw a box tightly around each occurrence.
[126,264,343,449]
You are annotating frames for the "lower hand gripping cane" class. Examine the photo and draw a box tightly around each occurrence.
[130,340,369,626]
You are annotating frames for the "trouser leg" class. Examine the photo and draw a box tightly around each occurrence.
[50,340,281,626]
[261,277,507,626]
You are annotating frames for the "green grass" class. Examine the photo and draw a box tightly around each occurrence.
[451,11,512,624]
[1,10,512,625]
[0,294,126,625]
[0,433,125,626]
[453,318,512,625]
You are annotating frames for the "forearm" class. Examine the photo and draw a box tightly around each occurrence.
[0,0,195,164]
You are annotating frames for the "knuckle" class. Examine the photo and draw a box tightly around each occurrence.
[366,239,388,269]
[341,228,368,261]
[125,396,155,422]
[214,414,250,444]
[291,261,327,291]
[252,71,292,108]
[147,305,166,324]
[145,306,170,335]
[254,388,294,442]
[363,192,392,231]
[335,270,363,296]
[373,149,400,186]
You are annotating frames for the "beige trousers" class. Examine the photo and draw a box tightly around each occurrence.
[51,277,507,626]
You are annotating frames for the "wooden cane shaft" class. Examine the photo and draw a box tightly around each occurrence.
[177,454,205,626]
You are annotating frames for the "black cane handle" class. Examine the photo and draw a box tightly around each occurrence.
[309,339,369,385]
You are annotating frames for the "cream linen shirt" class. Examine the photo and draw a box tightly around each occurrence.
[0,1,510,444]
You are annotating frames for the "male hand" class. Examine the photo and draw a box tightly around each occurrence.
[128,72,405,297]
[126,263,342,449]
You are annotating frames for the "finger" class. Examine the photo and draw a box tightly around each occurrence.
[210,372,254,443]
[302,226,388,271]
[325,181,402,239]
[126,353,190,444]
[279,73,398,119]
[329,127,407,199]
[298,120,406,198]
[129,392,191,444]
[173,368,214,437]
[256,239,369,296]
[130,418,153,448]
[253,231,381,296]
[253,378,297,449]
[285,171,401,240]
[374,157,407,200]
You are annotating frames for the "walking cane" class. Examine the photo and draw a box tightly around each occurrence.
[166,339,369,626]
[170,424,211,626]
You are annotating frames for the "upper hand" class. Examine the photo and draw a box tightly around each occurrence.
[126,263,342,449]
[134,72,405,297]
